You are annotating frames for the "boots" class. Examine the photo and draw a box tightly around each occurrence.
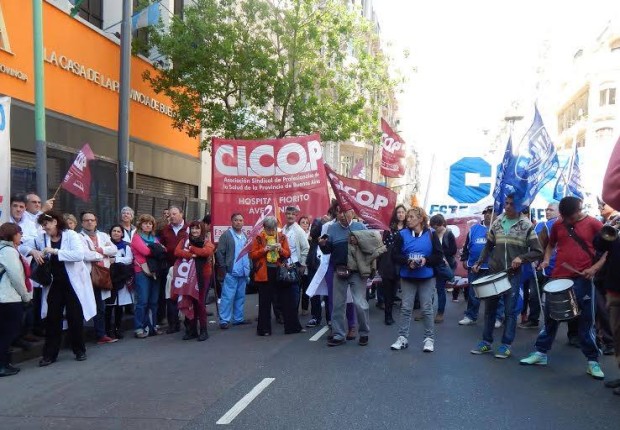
[197,327,209,342]
[384,307,394,325]
[182,327,198,340]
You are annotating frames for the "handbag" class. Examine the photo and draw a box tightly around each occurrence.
[30,258,53,286]
[277,264,300,285]
[91,264,113,290]
[335,265,351,279]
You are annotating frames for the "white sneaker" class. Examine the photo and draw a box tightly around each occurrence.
[494,320,503,329]
[390,335,409,350]
[459,316,476,326]
[423,337,434,352]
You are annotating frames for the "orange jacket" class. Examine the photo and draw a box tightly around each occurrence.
[174,238,215,277]
[249,231,291,283]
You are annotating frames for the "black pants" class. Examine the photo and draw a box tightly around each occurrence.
[33,287,44,333]
[382,278,399,310]
[300,274,310,311]
[258,267,302,335]
[105,305,124,334]
[595,283,614,347]
[0,303,23,367]
[310,295,330,324]
[43,280,85,360]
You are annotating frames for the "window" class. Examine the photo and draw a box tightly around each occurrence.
[600,88,616,106]
[77,0,103,29]
[133,0,150,56]
[596,127,614,142]
[174,0,184,19]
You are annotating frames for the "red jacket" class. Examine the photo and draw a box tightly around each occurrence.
[159,222,189,266]
[174,238,215,277]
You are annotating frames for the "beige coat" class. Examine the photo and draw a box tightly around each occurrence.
[347,230,387,277]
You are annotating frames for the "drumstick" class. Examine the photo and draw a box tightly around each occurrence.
[561,262,584,276]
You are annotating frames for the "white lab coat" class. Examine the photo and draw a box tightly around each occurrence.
[80,231,117,301]
[35,230,97,321]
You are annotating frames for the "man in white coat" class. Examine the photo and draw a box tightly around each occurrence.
[79,211,118,345]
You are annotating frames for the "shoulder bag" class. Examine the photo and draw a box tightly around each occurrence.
[30,236,53,286]
[91,264,113,290]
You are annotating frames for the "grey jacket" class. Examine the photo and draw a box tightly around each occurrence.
[216,228,239,274]
[0,241,31,303]
[347,230,387,277]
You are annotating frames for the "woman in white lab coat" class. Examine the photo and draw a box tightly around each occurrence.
[34,211,96,367]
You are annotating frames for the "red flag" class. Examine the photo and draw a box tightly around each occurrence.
[273,193,282,228]
[603,136,620,211]
[325,164,397,230]
[170,251,200,320]
[381,119,406,178]
[235,202,275,262]
[61,144,95,201]
[351,159,366,179]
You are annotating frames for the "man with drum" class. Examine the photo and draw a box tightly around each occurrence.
[470,195,543,359]
[520,196,606,380]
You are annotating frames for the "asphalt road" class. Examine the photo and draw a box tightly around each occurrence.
[1,293,619,430]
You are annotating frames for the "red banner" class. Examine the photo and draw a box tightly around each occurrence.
[170,252,200,320]
[325,164,397,230]
[211,134,329,242]
[603,135,620,212]
[61,143,94,201]
[381,118,406,178]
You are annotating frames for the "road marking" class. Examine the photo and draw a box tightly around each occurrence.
[309,325,329,342]
[216,378,275,425]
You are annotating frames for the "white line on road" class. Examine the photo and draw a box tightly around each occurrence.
[309,325,329,342]
[216,378,275,425]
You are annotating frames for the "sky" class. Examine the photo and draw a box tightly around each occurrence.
[373,0,620,156]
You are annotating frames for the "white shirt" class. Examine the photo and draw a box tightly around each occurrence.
[9,215,38,257]
[283,223,299,264]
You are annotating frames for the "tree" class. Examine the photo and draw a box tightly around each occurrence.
[145,0,397,150]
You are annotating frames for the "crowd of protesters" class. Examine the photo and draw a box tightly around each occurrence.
[1,192,620,399]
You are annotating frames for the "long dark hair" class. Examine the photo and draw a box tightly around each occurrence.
[389,204,407,231]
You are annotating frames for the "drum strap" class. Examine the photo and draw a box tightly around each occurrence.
[563,221,596,263]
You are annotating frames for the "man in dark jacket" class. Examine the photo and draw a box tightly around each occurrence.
[158,206,188,333]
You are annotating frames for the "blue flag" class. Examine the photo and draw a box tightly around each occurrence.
[132,2,161,31]
[553,148,584,200]
[509,106,559,211]
[492,136,515,214]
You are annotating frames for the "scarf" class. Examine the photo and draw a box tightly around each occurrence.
[112,238,128,252]
[189,235,205,248]
[82,228,98,238]
[139,232,156,244]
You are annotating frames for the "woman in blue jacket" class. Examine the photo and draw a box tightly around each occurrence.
[390,207,444,353]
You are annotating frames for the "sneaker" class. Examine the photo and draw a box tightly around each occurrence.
[434,313,444,324]
[97,336,118,345]
[306,318,319,328]
[135,329,148,339]
[471,341,492,355]
[423,337,434,352]
[358,336,369,346]
[602,345,615,356]
[452,299,459,303]
[519,351,548,366]
[390,336,409,350]
[459,316,476,325]
[587,361,605,380]
[518,321,539,329]
[327,337,346,347]
[494,320,503,329]
[492,344,511,359]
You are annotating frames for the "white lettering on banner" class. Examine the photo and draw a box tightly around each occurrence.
[174,260,192,289]
[43,49,173,117]
[381,134,403,154]
[328,173,389,211]
[214,140,323,177]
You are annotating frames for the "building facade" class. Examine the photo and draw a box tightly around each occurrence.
[0,0,205,228]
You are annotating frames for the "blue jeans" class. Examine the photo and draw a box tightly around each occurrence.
[465,269,505,321]
[134,272,159,332]
[535,277,599,361]
[219,273,247,324]
[481,271,521,346]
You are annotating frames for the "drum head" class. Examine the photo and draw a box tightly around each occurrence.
[544,279,574,293]
[472,272,508,285]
